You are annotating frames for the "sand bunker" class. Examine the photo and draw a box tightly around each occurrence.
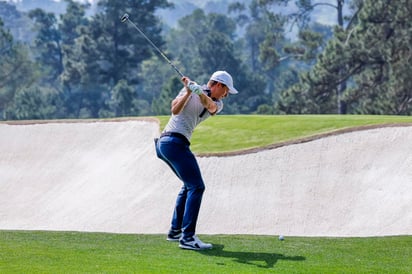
[0,119,411,237]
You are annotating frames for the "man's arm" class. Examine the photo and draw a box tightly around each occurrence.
[171,76,217,115]
[171,91,191,115]
[186,77,218,115]
[198,93,218,115]
[170,76,193,115]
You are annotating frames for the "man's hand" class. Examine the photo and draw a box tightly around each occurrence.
[188,81,203,95]
[182,76,202,95]
[179,76,217,115]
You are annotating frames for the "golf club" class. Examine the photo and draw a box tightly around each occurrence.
[121,13,184,78]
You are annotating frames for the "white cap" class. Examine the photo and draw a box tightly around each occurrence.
[210,71,238,94]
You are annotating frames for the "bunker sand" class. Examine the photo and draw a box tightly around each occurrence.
[1,119,411,236]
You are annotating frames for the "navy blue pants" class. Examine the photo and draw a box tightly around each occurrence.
[155,134,205,240]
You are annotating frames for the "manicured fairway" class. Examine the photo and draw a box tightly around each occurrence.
[1,231,412,273]
[158,115,412,153]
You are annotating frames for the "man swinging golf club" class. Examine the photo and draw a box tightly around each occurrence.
[155,71,238,250]
[121,13,238,250]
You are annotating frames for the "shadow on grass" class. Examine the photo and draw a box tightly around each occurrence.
[199,244,305,268]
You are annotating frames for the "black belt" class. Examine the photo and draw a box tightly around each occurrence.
[160,132,190,145]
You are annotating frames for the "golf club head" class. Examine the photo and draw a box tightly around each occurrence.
[121,13,129,23]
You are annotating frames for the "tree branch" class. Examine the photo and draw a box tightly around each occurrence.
[311,3,338,10]
[278,54,305,62]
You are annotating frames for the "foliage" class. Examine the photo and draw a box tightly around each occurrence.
[137,55,179,112]
[109,79,136,117]
[0,0,411,119]
[7,86,59,120]
[0,17,39,120]
[166,8,267,114]
[346,0,412,114]
[152,76,181,115]
[276,0,412,115]
[28,8,63,82]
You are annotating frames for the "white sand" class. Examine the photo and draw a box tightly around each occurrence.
[0,120,411,236]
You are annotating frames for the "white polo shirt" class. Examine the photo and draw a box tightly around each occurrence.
[163,87,223,141]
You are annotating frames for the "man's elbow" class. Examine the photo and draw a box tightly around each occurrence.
[171,105,182,115]
[208,102,218,115]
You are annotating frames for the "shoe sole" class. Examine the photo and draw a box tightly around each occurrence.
[166,237,180,242]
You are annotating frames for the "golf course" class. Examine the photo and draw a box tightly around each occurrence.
[1,115,411,273]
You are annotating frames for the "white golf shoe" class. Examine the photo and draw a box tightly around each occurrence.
[179,235,213,250]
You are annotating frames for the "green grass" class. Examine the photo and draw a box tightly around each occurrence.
[1,231,411,273]
[158,115,412,154]
[3,115,412,272]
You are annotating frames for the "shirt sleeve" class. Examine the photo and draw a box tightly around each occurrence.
[215,100,224,114]
[176,87,188,98]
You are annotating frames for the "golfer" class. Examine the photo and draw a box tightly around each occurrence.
[155,71,238,250]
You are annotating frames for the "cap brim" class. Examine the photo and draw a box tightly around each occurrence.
[229,87,238,94]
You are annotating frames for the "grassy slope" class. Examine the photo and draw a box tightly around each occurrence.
[158,115,412,153]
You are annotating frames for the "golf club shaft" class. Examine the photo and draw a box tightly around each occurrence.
[121,13,184,78]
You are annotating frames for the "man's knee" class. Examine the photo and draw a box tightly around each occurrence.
[187,182,205,192]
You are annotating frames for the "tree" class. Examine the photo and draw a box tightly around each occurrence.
[229,0,287,73]
[0,17,38,120]
[0,1,34,43]
[228,0,303,113]
[59,0,89,88]
[275,0,360,114]
[166,9,208,78]
[345,0,412,114]
[109,79,135,117]
[28,8,63,83]
[89,0,172,86]
[8,86,59,120]
[56,0,172,118]
[167,9,267,114]
[59,0,89,46]
[58,0,91,117]
[277,0,412,115]
[152,76,181,115]
[61,0,172,117]
[137,54,179,112]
